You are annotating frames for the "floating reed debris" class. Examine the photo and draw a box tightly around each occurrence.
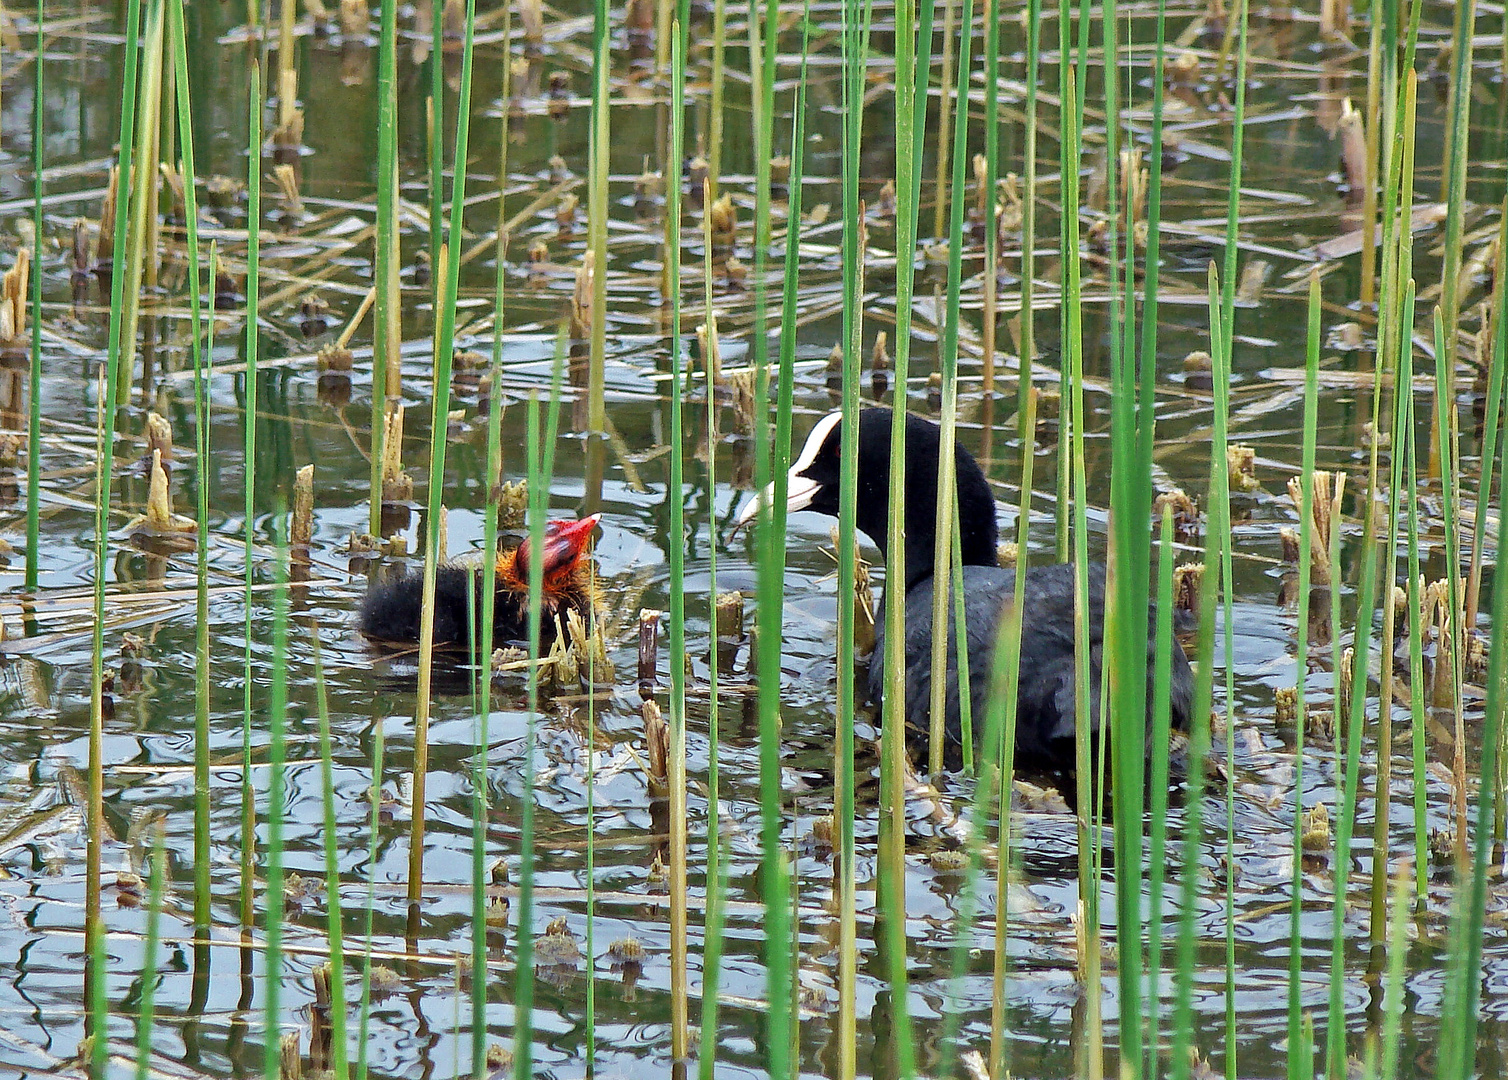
[1286,470,1344,585]
[643,697,668,787]
[1227,445,1260,493]
[272,163,303,221]
[570,250,594,340]
[291,464,314,553]
[1153,488,1200,539]
[638,607,660,695]
[1336,99,1367,207]
[124,449,196,540]
[0,248,29,351]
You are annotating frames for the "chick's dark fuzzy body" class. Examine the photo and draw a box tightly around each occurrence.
[358,565,592,652]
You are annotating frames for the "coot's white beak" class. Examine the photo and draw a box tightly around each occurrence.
[734,472,821,530]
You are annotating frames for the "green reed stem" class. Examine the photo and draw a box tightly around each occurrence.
[926,0,976,777]
[743,1,795,1073]
[1167,264,1231,1080]
[239,54,263,945]
[1285,269,1322,1080]
[515,349,565,1074]
[1145,505,1176,1076]
[164,0,214,938]
[1377,862,1414,1080]
[665,12,690,1061]
[132,828,167,1080]
[308,628,350,1080]
[881,0,920,1072]
[473,22,512,1069]
[1437,302,1508,1080]
[354,721,386,1080]
[25,0,42,593]
[407,0,474,922]
[87,0,141,1058]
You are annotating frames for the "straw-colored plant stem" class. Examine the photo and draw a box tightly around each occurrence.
[587,0,608,434]
[1432,306,1468,866]
[665,15,690,1062]
[925,0,975,776]
[707,0,727,200]
[930,0,955,242]
[978,0,998,398]
[407,0,476,923]
[1017,0,1040,428]
[1285,269,1323,1080]
[262,525,291,1080]
[880,0,921,1071]
[238,54,263,957]
[1464,208,1508,633]
[166,0,212,936]
[120,0,165,408]
[829,0,863,1073]
[24,0,41,592]
[1430,0,1476,478]
[370,0,400,537]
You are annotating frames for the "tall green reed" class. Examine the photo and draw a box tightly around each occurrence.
[309,631,350,1080]
[664,9,690,1060]
[405,0,476,920]
[131,829,167,1080]
[471,15,513,1070]
[239,50,263,960]
[89,0,147,1065]
[25,0,42,593]
[925,0,977,776]
[514,348,567,1074]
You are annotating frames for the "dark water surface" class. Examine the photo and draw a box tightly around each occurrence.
[2,2,1508,1077]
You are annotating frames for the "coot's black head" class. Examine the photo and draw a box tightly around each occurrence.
[737,407,999,589]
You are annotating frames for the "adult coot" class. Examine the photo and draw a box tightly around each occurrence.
[359,514,601,653]
[736,409,1193,776]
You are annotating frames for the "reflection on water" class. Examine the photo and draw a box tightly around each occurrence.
[0,0,1504,1077]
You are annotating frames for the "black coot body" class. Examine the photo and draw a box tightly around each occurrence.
[740,408,1194,775]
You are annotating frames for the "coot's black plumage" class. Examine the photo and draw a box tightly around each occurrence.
[737,408,1193,775]
[359,514,601,653]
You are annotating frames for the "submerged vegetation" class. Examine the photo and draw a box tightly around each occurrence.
[1,0,1508,1076]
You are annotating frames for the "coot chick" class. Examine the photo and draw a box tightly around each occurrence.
[359,514,601,653]
[736,409,1193,776]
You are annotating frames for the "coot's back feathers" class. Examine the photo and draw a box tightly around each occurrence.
[740,407,1195,777]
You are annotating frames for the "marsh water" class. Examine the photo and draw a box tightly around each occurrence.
[2,1,1508,1077]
